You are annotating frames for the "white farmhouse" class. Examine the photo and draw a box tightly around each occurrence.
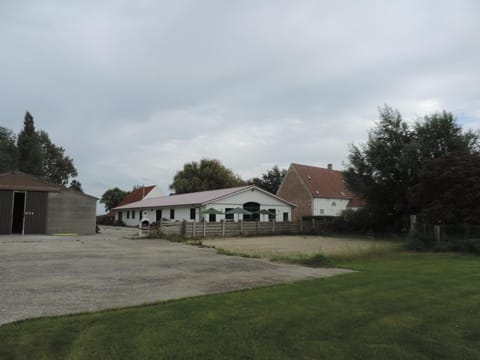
[113,185,296,226]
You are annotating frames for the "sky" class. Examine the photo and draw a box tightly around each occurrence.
[1,1,480,213]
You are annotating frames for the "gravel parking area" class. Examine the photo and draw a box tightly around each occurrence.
[0,228,351,325]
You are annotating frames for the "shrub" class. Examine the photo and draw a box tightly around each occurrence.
[114,219,125,227]
[334,208,372,233]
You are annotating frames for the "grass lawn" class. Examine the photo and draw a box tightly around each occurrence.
[1,253,479,359]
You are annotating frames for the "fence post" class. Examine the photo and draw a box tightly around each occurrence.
[299,219,303,234]
[240,220,243,235]
[312,218,315,233]
[256,221,259,235]
[203,218,206,238]
[410,214,417,232]
[434,225,441,244]
[222,219,225,237]
[193,221,196,237]
[182,220,186,236]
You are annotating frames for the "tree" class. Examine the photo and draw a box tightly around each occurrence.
[38,130,77,185]
[344,106,415,231]
[344,106,479,231]
[100,187,129,212]
[409,153,480,224]
[0,127,18,172]
[248,165,287,194]
[170,159,244,194]
[414,111,479,159]
[17,111,43,176]
[69,179,83,193]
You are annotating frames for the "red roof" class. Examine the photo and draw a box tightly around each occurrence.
[106,185,155,217]
[291,163,365,207]
[117,186,155,207]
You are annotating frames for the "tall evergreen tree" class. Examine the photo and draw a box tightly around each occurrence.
[17,111,43,176]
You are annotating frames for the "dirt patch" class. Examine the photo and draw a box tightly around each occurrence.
[203,235,399,258]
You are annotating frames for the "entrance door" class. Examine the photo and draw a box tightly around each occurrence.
[243,202,260,221]
[24,191,47,234]
[11,192,25,234]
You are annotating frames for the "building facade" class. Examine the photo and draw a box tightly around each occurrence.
[0,172,97,235]
[114,185,296,226]
[277,163,364,221]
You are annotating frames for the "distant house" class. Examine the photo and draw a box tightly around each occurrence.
[105,185,161,223]
[0,172,97,235]
[277,163,364,221]
[113,185,296,226]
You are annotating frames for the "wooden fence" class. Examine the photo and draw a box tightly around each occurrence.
[151,219,332,238]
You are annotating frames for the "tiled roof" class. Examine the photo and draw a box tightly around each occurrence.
[105,185,155,217]
[117,186,156,207]
[0,171,61,192]
[291,163,365,207]
[114,185,295,210]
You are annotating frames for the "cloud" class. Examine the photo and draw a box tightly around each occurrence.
[1,1,479,211]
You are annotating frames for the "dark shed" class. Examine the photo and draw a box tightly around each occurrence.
[0,172,97,235]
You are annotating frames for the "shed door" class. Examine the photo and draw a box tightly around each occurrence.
[24,191,48,234]
[0,190,13,234]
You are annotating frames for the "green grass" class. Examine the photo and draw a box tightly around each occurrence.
[1,253,479,359]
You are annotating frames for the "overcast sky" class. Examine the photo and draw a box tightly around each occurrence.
[2,1,480,213]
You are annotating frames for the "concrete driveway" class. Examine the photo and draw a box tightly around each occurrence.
[0,228,351,325]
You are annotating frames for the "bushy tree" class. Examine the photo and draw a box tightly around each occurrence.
[344,106,415,231]
[100,187,129,212]
[0,127,18,172]
[409,153,480,224]
[170,159,244,194]
[69,179,83,192]
[344,106,479,231]
[38,130,77,185]
[248,165,287,194]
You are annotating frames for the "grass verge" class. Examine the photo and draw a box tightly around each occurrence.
[1,253,479,359]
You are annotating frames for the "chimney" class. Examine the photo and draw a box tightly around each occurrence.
[327,163,332,170]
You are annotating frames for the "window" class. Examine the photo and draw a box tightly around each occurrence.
[209,214,216,222]
[331,201,336,207]
[319,209,324,215]
[170,209,175,220]
[132,210,135,219]
[127,211,130,219]
[268,209,276,221]
[190,208,196,220]
[156,210,162,221]
[225,208,234,221]
[283,212,289,222]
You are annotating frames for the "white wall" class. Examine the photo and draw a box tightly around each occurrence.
[312,198,350,217]
[114,187,294,224]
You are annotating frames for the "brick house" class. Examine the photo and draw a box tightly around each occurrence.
[277,163,364,221]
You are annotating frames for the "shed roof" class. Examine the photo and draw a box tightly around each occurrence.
[114,185,296,210]
[0,171,62,192]
[0,171,98,199]
[290,163,365,207]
